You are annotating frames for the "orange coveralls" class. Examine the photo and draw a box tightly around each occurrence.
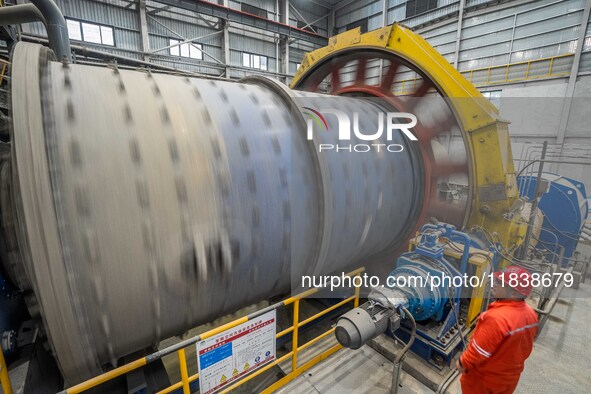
[459,300,538,394]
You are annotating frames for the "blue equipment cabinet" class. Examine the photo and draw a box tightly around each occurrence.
[518,173,588,264]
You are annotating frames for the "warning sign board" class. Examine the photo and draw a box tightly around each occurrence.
[197,310,276,394]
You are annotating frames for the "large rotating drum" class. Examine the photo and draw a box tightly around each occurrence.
[3,42,424,383]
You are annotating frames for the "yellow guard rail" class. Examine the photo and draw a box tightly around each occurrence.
[0,267,365,394]
[393,53,573,95]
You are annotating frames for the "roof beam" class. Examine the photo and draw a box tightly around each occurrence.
[307,0,333,10]
[152,0,328,46]
[333,0,356,12]
[289,3,317,34]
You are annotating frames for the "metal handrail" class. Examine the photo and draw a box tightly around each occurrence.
[0,267,364,394]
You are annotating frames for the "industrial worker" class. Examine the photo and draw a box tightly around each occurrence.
[456,265,538,394]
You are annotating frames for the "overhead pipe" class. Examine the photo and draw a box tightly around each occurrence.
[0,4,46,26]
[21,34,202,75]
[28,0,71,61]
[0,0,70,61]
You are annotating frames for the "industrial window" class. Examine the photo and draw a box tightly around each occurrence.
[241,3,268,19]
[66,19,114,46]
[242,52,268,71]
[405,0,438,19]
[169,39,203,60]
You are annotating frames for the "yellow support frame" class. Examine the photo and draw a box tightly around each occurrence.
[291,24,527,256]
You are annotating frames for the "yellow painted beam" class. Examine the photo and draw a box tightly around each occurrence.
[0,349,13,394]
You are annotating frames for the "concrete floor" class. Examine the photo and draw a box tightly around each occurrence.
[277,281,591,394]
[275,339,434,394]
[516,282,591,393]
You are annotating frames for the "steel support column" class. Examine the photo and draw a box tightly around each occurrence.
[328,7,335,37]
[556,0,591,145]
[221,0,230,78]
[138,0,150,61]
[453,0,465,68]
[275,0,281,75]
[280,0,290,84]
[221,20,230,77]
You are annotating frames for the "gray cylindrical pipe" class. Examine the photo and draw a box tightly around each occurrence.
[0,4,46,26]
[390,359,402,394]
[6,42,423,384]
[22,33,197,74]
[29,0,71,62]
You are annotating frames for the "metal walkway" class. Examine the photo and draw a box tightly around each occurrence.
[275,336,434,394]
